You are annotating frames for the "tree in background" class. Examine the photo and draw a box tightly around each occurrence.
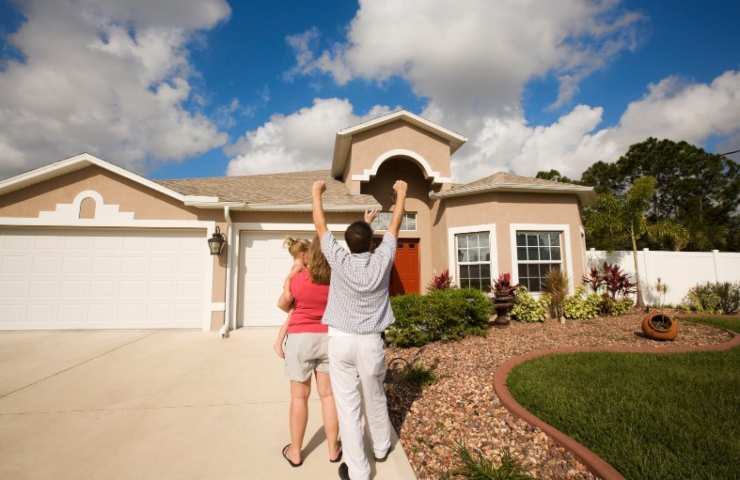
[583,176,689,307]
[580,138,739,251]
[537,138,739,251]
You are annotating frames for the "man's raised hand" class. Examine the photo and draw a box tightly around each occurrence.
[393,180,408,196]
[364,208,379,225]
[312,180,327,196]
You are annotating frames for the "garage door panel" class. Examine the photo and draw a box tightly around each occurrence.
[0,228,207,330]
[239,231,343,327]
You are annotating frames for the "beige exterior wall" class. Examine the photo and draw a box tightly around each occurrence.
[440,192,586,289]
[344,120,452,193]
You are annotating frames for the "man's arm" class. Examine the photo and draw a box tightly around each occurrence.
[387,180,408,239]
[312,180,328,237]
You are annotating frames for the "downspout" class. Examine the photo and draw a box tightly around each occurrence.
[220,205,233,338]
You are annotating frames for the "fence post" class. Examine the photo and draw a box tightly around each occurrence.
[712,249,720,282]
[642,248,650,300]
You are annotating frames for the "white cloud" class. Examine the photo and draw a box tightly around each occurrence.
[271,1,740,182]
[0,0,230,178]
[458,70,740,180]
[226,98,392,175]
[291,0,644,124]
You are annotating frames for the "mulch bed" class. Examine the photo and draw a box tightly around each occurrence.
[384,312,733,479]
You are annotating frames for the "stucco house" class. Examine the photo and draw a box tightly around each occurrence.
[0,110,595,332]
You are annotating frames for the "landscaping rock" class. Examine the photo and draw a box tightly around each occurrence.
[385,313,732,479]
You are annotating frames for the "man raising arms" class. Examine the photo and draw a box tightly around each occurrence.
[312,179,407,480]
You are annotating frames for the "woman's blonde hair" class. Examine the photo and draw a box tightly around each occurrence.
[283,237,310,258]
[307,234,331,285]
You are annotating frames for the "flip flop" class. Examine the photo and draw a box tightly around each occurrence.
[282,444,303,467]
[329,446,343,463]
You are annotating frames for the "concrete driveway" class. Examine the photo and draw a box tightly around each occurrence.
[0,329,416,480]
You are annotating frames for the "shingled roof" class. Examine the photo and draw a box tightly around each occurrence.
[432,171,596,204]
[158,169,380,211]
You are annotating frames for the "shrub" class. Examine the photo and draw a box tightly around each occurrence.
[684,282,740,314]
[397,361,437,387]
[429,269,453,290]
[601,296,634,316]
[583,262,636,299]
[448,445,535,480]
[563,287,601,320]
[511,287,549,322]
[543,270,568,319]
[387,288,491,347]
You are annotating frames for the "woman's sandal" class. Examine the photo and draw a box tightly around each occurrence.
[329,446,343,463]
[282,444,303,467]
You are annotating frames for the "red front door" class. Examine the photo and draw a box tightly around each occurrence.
[372,237,420,295]
[390,238,420,295]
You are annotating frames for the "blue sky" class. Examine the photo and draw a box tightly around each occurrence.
[0,0,738,182]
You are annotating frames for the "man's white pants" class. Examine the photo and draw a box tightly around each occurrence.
[328,334,392,480]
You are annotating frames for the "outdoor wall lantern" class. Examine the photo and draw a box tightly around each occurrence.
[208,226,226,255]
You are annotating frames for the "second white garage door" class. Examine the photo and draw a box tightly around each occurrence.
[238,230,347,327]
[0,228,208,330]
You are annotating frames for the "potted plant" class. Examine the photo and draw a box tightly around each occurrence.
[641,277,678,341]
[492,273,516,327]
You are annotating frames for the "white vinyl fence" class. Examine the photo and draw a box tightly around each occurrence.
[586,248,740,306]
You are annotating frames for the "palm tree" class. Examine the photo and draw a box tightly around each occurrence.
[585,176,688,307]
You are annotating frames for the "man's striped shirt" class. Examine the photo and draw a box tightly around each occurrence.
[320,231,396,334]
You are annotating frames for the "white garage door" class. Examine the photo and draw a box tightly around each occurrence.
[238,231,346,327]
[0,228,208,330]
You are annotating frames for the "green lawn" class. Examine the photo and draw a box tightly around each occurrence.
[682,315,740,333]
[507,347,740,479]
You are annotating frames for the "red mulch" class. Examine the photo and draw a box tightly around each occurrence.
[384,312,733,479]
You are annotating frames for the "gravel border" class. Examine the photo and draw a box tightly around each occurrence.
[384,313,734,479]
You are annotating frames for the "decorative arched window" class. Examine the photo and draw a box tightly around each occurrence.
[78,196,96,219]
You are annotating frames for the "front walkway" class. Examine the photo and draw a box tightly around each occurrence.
[0,328,415,480]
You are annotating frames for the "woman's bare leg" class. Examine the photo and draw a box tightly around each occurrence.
[287,379,311,464]
[315,370,340,459]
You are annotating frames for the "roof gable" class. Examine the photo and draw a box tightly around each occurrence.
[331,110,467,178]
[0,153,216,204]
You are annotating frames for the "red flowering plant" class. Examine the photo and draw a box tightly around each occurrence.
[493,273,517,297]
[428,269,453,290]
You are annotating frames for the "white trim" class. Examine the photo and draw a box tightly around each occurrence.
[338,110,467,145]
[0,217,215,230]
[351,149,453,184]
[509,224,575,294]
[211,302,226,312]
[0,153,209,204]
[447,224,497,288]
[37,190,136,222]
[234,203,380,212]
[231,222,351,232]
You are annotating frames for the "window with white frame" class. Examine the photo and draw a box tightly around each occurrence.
[371,212,417,231]
[515,231,562,292]
[455,231,492,291]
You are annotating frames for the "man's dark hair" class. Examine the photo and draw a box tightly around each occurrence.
[345,221,373,253]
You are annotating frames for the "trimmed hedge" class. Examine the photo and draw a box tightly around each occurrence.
[386,288,491,347]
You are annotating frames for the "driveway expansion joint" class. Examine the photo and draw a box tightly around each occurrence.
[492,331,740,480]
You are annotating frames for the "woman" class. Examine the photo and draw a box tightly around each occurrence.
[275,235,341,467]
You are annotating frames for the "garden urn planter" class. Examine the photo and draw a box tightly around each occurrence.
[641,311,678,341]
[493,291,514,327]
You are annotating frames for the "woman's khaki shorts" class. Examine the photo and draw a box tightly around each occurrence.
[284,333,330,382]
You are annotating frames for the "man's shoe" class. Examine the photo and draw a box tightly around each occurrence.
[374,445,393,462]
[338,462,350,480]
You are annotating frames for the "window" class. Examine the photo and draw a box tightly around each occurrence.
[515,231,562,292]
[455,231,491,291]
[371,212,417,231]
